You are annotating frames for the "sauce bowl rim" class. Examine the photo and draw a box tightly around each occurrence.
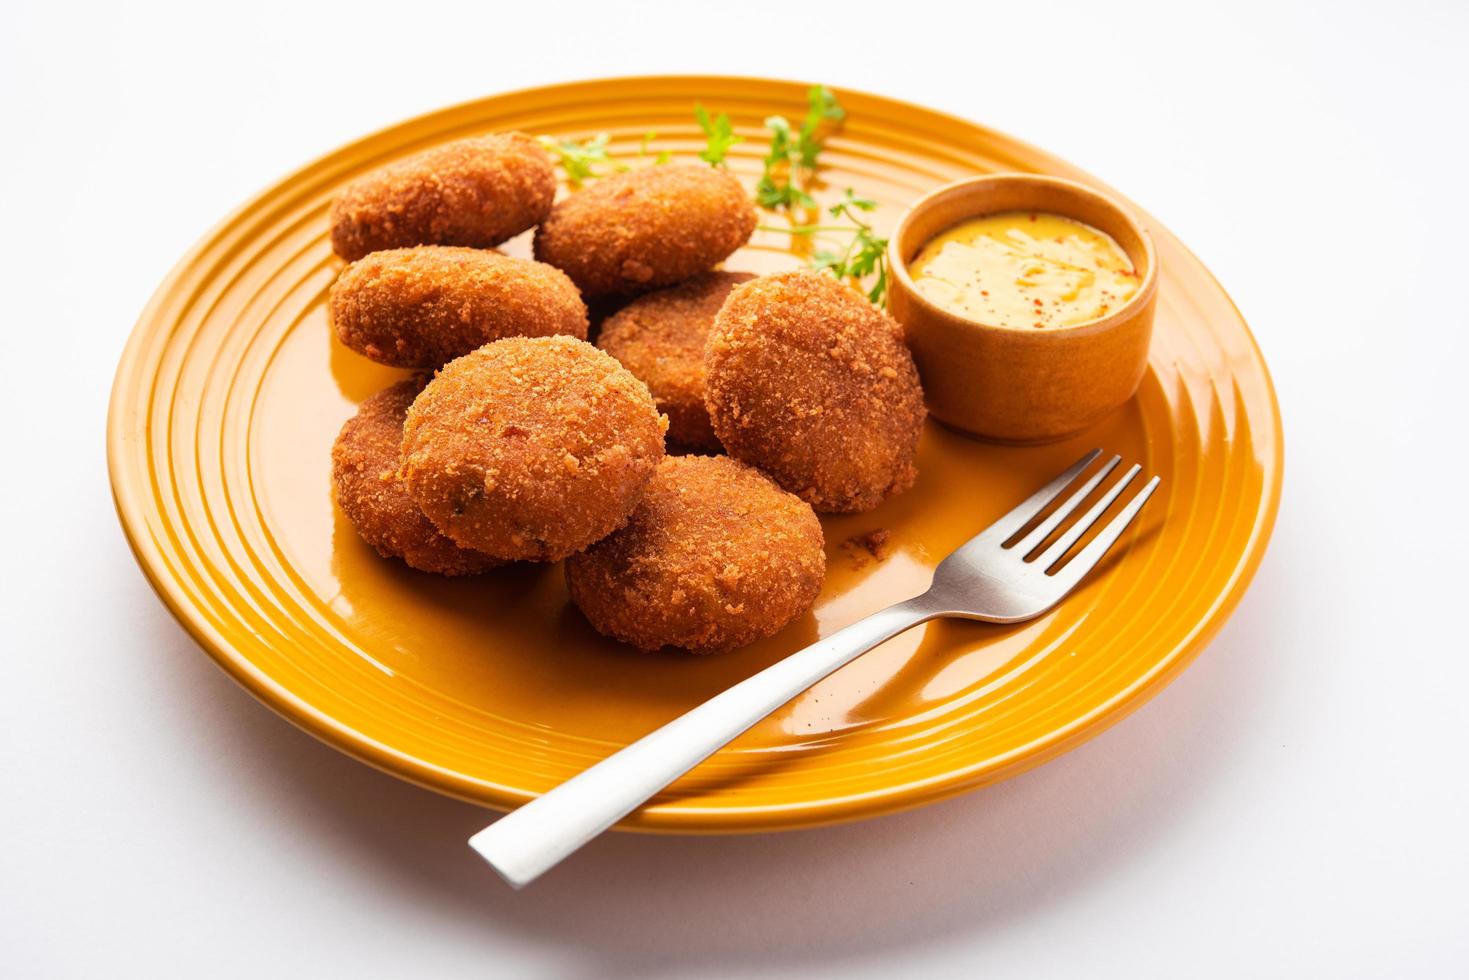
[887,172,1159,339]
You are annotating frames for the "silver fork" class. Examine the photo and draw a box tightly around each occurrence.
[470,449,1160,887]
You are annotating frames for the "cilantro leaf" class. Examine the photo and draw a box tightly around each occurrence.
[798,186,891,305]
[538,132,612,187]
[695,104,743,166]
[751,89,846,216]
[798,85,846,168]
[831,189,877,215]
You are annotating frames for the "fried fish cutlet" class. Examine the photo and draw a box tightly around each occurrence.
[401,336,667,561]
[596,270,754,451]
[533,164,756,298]
[330,133,555,261]
[329,247,588,368]
[565,455,825,652]
[704,271,926,513]
[331,378,502,575]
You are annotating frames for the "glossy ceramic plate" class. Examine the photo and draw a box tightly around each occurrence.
[108,76,1282,832]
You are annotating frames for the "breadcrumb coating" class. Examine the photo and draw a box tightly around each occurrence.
[401,336,667,561]
[330,247,588,368]
[705,271,926,513]
[597,271,754,451]
[331,378,502,575]
[533,164,756,298]
[566,455,825,652]
[330,133,554,261]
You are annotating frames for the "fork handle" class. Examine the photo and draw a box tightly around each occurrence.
[469,597,934,887]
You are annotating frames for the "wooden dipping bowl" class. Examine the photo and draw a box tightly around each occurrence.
[887,173,1159,443]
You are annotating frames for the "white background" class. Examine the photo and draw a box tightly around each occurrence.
[3,1,1466,976]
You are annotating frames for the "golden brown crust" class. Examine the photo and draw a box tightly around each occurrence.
[704,271,926,513]
[331,378,502,575]
[533,164,757,298]
[565,455,825,652]
[330,133,555,261]
[597,271,754,451]
[329,247,588,368]
[401,336,667,561]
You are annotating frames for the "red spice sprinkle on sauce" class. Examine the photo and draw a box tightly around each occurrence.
[907,211,1140,330]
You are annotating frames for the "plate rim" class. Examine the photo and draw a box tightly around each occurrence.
[107,74,1284,834]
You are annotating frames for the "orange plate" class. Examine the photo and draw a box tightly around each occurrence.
[108,76,1282,833]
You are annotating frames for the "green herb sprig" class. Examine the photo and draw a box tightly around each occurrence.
[753,85,846,212]
[640,131,673,165]
[798,84,845,167]
[540,131,671,186]
[810,190,889,305]
[694,105,741,166]
[755,191,890,304]
[538,133,613,187]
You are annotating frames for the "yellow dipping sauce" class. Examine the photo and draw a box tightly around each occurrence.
[909,211,1139,329]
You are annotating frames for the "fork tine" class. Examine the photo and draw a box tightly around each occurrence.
[978,449,1102,544]
[1047,475,1161,588]
[1011,455,1121,557]
[1037,463,1141,569]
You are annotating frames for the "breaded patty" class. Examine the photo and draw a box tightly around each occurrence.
[596,271,754,451]
[330,133,554,261]
[330,247,588,368]
[401,336,667,561]
[331,378,501,575]
[565,455,825,652]
[705,271,926,513]
[533,164,756,298]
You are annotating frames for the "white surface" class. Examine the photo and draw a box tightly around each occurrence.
[2,1,1465,976]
